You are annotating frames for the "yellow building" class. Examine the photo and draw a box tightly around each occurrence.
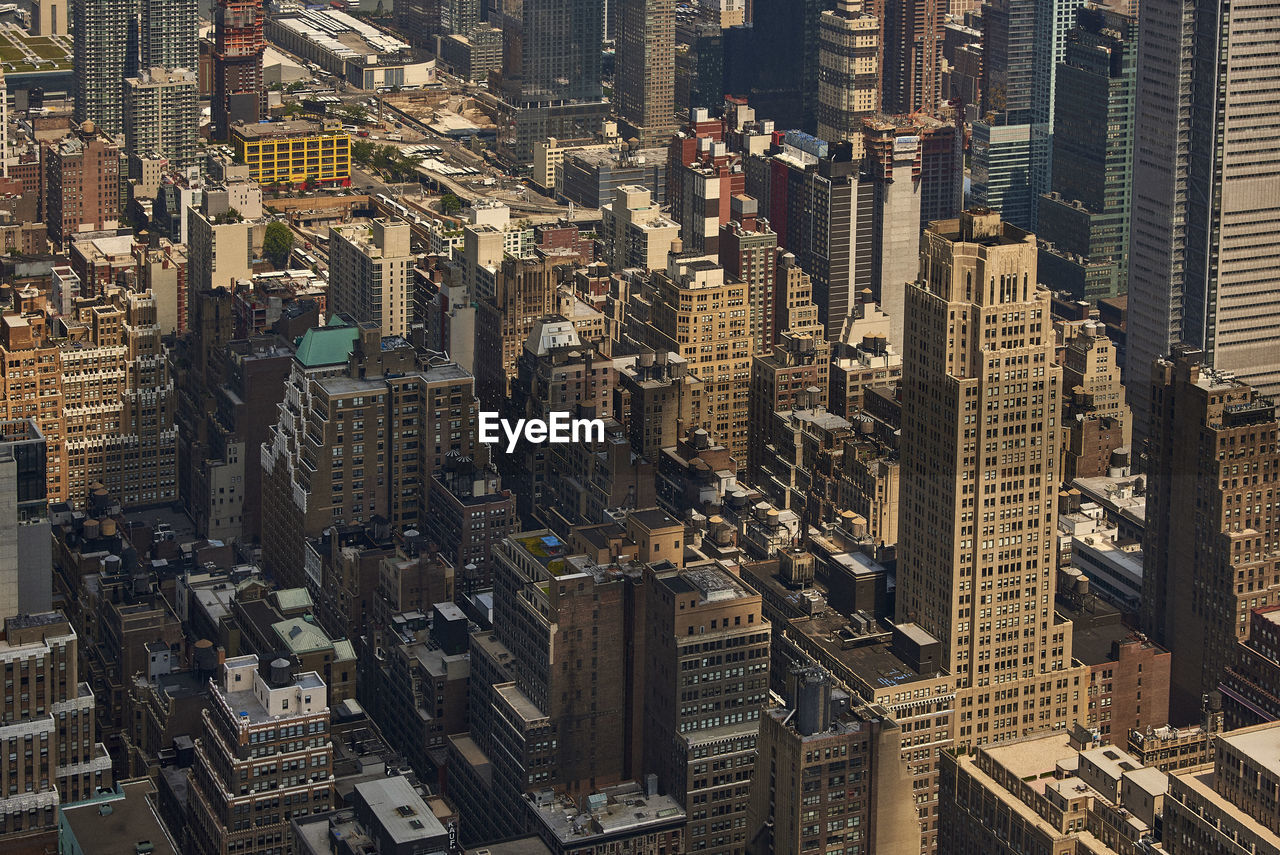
[231,119,351,186]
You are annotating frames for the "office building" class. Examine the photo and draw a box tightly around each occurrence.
[1059,319,1130,481]
[124,68,200,171]
[643,560,770,855]
[815,0,880,154]
[616,0,678,147]
[490,0,611,165]
[0,613,111,850]
[187,656,333,855]
[723,0,830,132]
[968,120,1039,230]
[328,219,414,339]
[1127,0,1280,442]
[260,325,477,587]
[1036,6,1135,303]
[633,256,754,465]
[44,124,122,249]
[141,0,197,72]
[880,0,944,115]
[747,668,921,855]
[1221,606,1280,728]
[1140,349,1280,722]
[295,777,449,855]
[212,0,266,139]
[718,196,778,352]
[0,310,67,505]
[1162,721,1280,855]
[231,119,351,187]
[0,421,51,618]
[72,0,140,136]
[896,211,1087,748]
[600,185,680,272]
[474,249,580,407]
[939,733,1168,855]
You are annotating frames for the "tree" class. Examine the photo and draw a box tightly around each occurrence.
[440,193,463,215]
[263,221,295,268]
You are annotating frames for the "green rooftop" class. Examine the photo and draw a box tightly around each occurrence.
[295,323,359,367]
[273,587,314,612]
[274,617,332,654]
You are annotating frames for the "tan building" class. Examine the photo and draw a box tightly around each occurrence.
[57,286,177,507]
[1163,721,1280,855]
[939,732,1168,855]
[748,330,831,479]
[0,305,67,503]
[634,256,754,465]
[615,0,678,147]
[188,656,333,855]
[600,185,680,272]
[328,219,414,339]
[816,0,880,156]
[1141,348,1280,722]
[896,211,1088,750]
[1060,319,1130,481]
[0,613,111,850]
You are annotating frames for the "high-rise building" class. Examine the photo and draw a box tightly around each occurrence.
[642,560,770,855]
[1127,0,1280,443]
[1036,6,1135,304]
[1059,318,1129,482]
[633,255,754,465]
[723,0,831,133]
[1162,721,1280,854]
[33,0,68,34]
[328,219,414,339]
[896,210,1087,747]
[719,196,778,353]
[1140,349,1280,722]
[815,0,880,154]
[187,656,333,855]
[0,312,66,504]
[601,184,681,271]
[616,0,678,147]
[44,124,122,249]
[260,324,477,587]
[1221,605,1280,728]
[747,668,920,855]
[878,0,943,115]
[124,68,200,171]
[968,119,1039,229]
[72,0,140,136]
[141,0,197,72]
[212,0,265,139]
[0,613,112,850]
[490,0,611,165]
[0,420,51,619]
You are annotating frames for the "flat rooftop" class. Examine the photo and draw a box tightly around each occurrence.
[60,780,178,855]
[233,120,342,139]
[1221,724,1280,776]
[531,781,685,844]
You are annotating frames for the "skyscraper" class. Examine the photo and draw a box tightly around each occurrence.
[1140,348,1280,722]
[816,0,880,152]
[878,0,944,115]
[212,0,265,139]
[616,0,678,147]
[896,210,1087,746]
[1036,6,1136,303]
[72,0,140,136]
[328,219,415,339]
[141,0,197,72]
[124,68,200,170]
[1127,0,1280,443]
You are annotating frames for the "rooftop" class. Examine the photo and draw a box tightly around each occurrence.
[59,780,178,855]
[1221,723,1280,776]
[530,781,685,845]
[233,119,345,140]
[354,776,447,843]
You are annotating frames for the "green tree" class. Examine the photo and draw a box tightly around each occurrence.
[440,193,463,215]
[263,221,295,268]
